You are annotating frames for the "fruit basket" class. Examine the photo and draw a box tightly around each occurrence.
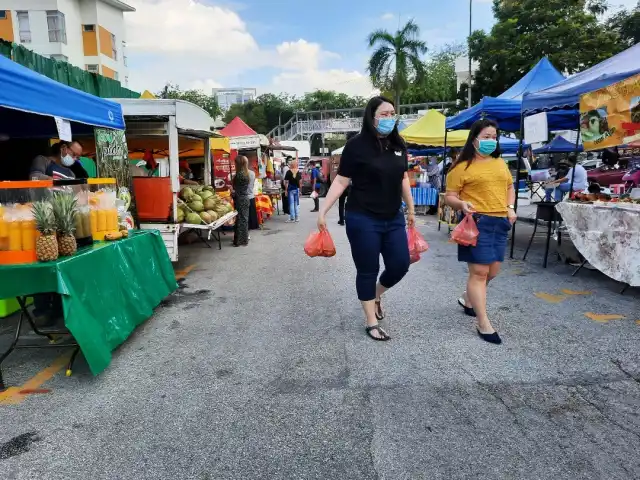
[87,178,118,241]
[0,180,53,265]
[53,179,93,247]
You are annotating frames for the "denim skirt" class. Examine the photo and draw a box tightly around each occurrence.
[458,214,511,265]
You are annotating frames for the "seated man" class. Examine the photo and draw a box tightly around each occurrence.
[30,141,86,180]
[544,155,588,202]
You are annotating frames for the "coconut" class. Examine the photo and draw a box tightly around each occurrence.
[200,190,214,201]
[185,212,202,224]
[203,197,217,210]
[188,201,204,212]
[203,185,214,192]
[176,210,185,223]
[199,212,213,224]
[180,187,194,199]
[207,210,218,221]
[190,194,203,204]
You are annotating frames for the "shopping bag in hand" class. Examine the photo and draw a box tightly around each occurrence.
[304,230,336,257]
[407,226,429,264]
[451,213,479,246]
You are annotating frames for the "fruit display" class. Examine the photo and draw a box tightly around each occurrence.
[32,200,58,262]
[87,178,119,241]
[177,185,234,225]
[53,179,92,246]
[572,192,640,208]
[51,192,79,257]
[0,180,53,265]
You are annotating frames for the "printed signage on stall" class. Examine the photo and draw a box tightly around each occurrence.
[94,128,130,186]
[229,135,260,150]
[213,150,237,191]
[579,73,640,151]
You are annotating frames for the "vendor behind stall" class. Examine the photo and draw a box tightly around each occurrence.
[179,161,199,186]
[30,141,88,180]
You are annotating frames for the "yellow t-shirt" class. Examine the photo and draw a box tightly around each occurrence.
[446,158,513,217]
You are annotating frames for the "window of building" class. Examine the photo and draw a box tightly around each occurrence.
[86,64,99,74]
[111,34,117,60]
[123,55,128,67]
[46,11,67,44]
[17,11,31,43]
[0,11,6,20]
[51,54,68,63]
[83,24,95,32]
[124,76,128,86]
[114,72,119,81]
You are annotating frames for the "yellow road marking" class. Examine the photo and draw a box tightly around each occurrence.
[584,312,626,323]
[174,264,196,281]
[561,289,592,296]
[636,320,640,326]
[0,352,72,405]
[534,292,567,304]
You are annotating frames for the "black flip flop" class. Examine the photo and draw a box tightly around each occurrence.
[374,300,385,321]
[458,298,477,317]
[365,324,390,341]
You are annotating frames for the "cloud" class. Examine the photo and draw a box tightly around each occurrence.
[125,0,373,97]
[381,12,395,21]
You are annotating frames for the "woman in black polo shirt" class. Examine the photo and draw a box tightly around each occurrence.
[317,96,416,341]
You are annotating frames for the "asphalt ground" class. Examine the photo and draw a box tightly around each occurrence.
[1,197,639,480]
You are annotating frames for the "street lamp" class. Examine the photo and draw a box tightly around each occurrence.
[468,0,472,108]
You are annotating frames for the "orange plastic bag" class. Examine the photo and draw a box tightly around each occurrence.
[451,213,479,246]
[304,230,336,257]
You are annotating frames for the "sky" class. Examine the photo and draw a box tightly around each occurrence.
[123,0,637,97]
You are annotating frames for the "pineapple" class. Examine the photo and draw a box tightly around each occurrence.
[52,193,79,256]
[32,201,59,262]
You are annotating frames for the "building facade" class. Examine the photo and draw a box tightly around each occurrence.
[212,88,257,111]
[0,0,134,86]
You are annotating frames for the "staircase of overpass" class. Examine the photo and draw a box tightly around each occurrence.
[267,102,455,141]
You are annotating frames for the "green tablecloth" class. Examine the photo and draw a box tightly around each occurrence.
[0,230,177,375]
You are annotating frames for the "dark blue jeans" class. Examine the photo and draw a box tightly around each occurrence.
[345,210,410,301]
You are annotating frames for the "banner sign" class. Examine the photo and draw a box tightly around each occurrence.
[229,135,260,150]
[579,73,640,151]
[524,112,549,145]
[94,128,130,188]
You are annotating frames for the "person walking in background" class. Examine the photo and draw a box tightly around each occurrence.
[445,119,517,345]
[284,160,301,223]
[317,96,415,341]
[281,159,290,216]
[231,156,251,247]
[311,162,321,212]
[247,166,259,231]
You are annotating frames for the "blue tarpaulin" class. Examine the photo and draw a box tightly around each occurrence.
[408,136,523,156]
[446,57,576,131]
[522,43,640,114]
[532,136,583,154]
[0,54,125,133]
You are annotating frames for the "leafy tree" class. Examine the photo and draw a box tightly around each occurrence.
[607,1,640,48]
[367,19,428,107]
[157,83,221,119]
[293,90,367,111]
[468,0,625,98]
[403,44,465,105]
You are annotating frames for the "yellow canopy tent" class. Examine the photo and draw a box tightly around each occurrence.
[140,90,157,99]
[400,110,469,147]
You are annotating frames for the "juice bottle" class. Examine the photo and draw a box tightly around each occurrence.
[21,220,36,251]
[0,206,7,238]
[90,209,98,235]
[108,209,118,230]
[97,209,107,232]
[8,220,21,251]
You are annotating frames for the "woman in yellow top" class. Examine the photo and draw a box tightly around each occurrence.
[445,119,517,345]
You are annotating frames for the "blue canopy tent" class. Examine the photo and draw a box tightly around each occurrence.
[0,54,125,138]
[446,57,576,131]
[409,136,522,156]
[532,136,583,154]
[522,43,640,114]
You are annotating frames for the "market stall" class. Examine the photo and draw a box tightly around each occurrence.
[0,55,176,390]
[113,98,236,261]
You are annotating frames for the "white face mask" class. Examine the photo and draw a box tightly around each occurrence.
[62,154,75,167]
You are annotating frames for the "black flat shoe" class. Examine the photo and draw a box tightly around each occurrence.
[365,324,391,341]
[477,329,502,345]
[458,298,477,317]
[338,221,345,226]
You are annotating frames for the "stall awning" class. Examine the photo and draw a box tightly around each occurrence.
[0,54,125,130]
[522,43,640,113]
[533,135,583,154]
[401,110,469,147]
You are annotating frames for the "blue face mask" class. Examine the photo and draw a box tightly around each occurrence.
[477,139,497,156]
[376,118,396,136]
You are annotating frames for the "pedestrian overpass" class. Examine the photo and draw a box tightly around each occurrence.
[267,102,455,141]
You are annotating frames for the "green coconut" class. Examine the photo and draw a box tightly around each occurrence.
[203,197,217,210]
[203,185,214,192]
[185,212,201,224]
[200,190,214,201]
[188,201,204,212]
[190,194,202,204]
[207,210,218,221]
[180,187,194,199]
[176,210,185,222]
[200,212,213,224]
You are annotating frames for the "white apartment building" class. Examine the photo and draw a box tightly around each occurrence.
[213,88,257,111]
[0,0,134,86]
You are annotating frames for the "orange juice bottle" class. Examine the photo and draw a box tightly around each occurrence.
[21,220,36,251]
[8,220,21,251]
[0,206,7,238]
[90,209,98,235]
[107,209,118,230]
[97,209,107,232]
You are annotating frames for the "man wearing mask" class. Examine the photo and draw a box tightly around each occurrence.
[30,141,88,180]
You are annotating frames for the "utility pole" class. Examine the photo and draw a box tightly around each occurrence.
[468,0,472,108]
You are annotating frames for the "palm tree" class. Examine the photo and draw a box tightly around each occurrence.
[367,20,428,109]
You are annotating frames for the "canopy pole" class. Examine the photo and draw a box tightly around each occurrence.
[568,130,580,199]
[509,115,525,259]
[441,129,449,193]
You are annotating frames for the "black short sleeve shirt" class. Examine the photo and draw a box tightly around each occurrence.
[337,133,408,219]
